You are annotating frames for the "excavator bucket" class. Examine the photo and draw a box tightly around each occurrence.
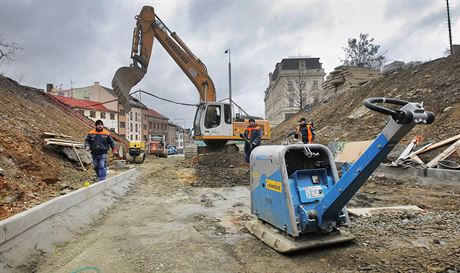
[111,66,146,113]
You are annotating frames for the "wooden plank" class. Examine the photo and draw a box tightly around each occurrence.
[410,154,425,164]
[44,138,82,145]
[45,142,84,148]
[335,140,373,163]
[348,206,423,217]
[426,140,460,168]
[42,132,73,139]
[409,134,460,156]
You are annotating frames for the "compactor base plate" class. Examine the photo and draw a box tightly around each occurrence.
[245,220,355,254]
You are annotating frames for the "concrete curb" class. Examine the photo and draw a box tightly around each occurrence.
[0,168,137,245]
[375,164,460,185]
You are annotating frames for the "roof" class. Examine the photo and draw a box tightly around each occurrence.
[54,96,117,112]
[146,108,168,119]
[271,58,322,81]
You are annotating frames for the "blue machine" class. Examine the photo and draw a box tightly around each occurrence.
[246,98,434,253]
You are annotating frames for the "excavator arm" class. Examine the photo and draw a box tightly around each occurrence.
[112,6,216,112]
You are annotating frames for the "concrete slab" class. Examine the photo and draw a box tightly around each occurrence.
[348,206,423,217]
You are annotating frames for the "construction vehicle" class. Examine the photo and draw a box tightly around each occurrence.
[112,6,270,148]
[246,98,435,253]
[148,135,168,158]
[126,141,146,164]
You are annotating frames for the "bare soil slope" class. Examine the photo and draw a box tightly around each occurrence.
[271,54,460,154]
[0,76,92,219]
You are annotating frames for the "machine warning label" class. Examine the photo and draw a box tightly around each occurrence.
[266,179,282,193]
[304,186,324,198]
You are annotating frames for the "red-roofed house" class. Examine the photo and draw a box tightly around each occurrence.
[54,96,119,132]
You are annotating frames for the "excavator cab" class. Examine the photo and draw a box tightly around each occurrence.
[193,102,233,147]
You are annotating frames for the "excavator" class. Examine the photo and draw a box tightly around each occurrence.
[112,6,270,148]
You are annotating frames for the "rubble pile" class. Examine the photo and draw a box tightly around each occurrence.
[188,149,248,187]
[272,54,460,163]
[0,76,94,219]
[322,65,381,96]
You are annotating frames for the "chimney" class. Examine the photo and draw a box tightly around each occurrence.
[46,83,53,93]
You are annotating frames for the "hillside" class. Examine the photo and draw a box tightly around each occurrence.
[271,54,460,160]
[0,76,94,219]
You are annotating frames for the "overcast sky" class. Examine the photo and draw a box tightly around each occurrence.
[1,0,458,128]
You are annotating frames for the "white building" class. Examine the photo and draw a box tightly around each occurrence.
[54,96,118,132]
[264,58,326,128]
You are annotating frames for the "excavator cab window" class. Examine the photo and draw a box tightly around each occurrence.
[224,104,232,124]
[204,105,221,129]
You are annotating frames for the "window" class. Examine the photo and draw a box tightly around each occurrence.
[135,123,138,132]
[120,134,125,138]
[129,112,133,120]
[100,112,106,119]
[287,81,294,92]
[135,135,138,140]
[149,122,153,129]
[120,122,126,128]
[204,105,221,129]
[77,109,85,115]
[144,114,147,120]
[143,124,146,130]
[289,98,294,107]
[90,111,96,118]
[110,113,115,120]
[130,123,133,131]
[285,113,294,120]
[130,135,133,140]
[224,104,232,124]
[110,128,115,131]
[313,80,318,90]
[119,109,125,115]
[135,112,138,121]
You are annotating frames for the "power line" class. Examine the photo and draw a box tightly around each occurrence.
[131,90,198,107]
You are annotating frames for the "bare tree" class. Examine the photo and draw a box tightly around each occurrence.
[341,33,386,70]
[0,35,22,64]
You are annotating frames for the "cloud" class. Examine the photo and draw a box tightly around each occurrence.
[1,0,458,127]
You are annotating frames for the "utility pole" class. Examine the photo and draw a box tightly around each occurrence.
[225,48,232,103]
[447,0,453,55]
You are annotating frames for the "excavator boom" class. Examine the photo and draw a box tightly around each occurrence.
[112,6,216,112]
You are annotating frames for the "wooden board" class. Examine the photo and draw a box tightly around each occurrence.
[42,132,73,139]
[409,134,460,156]
[426,140,460,168]
[335,141,373,163]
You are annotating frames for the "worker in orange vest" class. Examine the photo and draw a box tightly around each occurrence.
[295,117,315,144]
[84,120,118,181]
[242,118,262,163]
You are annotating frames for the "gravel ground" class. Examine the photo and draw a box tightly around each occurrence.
[30,157,459,273]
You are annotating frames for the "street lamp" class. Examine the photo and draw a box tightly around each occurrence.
[224,48,232,103]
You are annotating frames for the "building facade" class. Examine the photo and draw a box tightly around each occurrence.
[264,58,326,128]
[145,109,169,141]
[54,96,118,132]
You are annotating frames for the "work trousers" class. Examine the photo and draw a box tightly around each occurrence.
[92,154,107,181]
[244,143,258,163]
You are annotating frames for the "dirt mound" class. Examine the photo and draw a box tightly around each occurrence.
[186,148,248,187]
[0,76,94,219]
[271,54,460,161]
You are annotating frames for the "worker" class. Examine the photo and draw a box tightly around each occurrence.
[242,118,262,163]
[295,117,315,144]
[84,120,117,181]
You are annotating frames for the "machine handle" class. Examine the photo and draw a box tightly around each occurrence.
[363,97,435,124]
